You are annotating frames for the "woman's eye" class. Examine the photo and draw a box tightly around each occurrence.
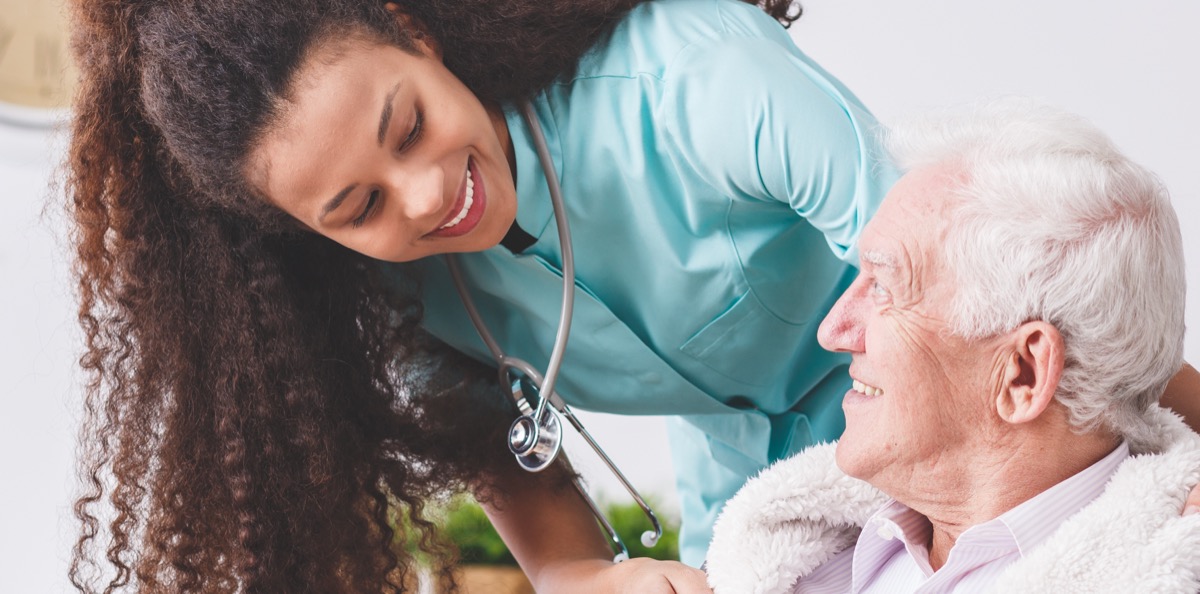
[398,109,424,152]
[352,190,379,228]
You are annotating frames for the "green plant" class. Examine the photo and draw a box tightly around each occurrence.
[440,497,518,566]
[395,494,682,567]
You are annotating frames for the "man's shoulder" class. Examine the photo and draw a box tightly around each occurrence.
[989,409,1200,592]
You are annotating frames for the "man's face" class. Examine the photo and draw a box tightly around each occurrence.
[817,164,1009,494]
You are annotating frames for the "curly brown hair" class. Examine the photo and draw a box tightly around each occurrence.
[65,0,803,592]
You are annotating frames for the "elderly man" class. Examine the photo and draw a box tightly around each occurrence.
[704,99,1200,594]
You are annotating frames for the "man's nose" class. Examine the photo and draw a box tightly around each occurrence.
[817,281,866,353]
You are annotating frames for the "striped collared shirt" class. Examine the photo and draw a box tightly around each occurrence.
[797,442,1129,593]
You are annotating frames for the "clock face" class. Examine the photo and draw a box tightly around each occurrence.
[0,0,75,124]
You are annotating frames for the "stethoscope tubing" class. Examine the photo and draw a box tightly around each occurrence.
[557,405,663,548]
[445,100,662,561]
[519,100,575,425]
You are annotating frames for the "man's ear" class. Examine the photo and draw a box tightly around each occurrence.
[384,3,442,59]
[995,321,1065,424]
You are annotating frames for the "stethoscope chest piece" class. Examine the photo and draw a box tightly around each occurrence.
[507,376,563,473]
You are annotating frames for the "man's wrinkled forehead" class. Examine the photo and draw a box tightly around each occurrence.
[859,163,964,292]
[869,163,964,237]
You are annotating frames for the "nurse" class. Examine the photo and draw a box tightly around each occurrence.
[65,0,1200,592]
[390,0,892,570]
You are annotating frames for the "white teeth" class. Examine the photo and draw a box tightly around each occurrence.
[853,379,884,397]
[439,168,475,230]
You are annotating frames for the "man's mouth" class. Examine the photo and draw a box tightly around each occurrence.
[852,379,885,397]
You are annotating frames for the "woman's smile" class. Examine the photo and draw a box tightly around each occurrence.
[430,156,486,237]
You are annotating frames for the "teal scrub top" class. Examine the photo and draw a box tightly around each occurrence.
[387,0,900,566]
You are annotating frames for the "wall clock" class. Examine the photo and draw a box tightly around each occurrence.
[0,0,74,128]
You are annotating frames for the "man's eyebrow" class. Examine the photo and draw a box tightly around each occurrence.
[861,249,898,271]
[377,81,402,146]
[319,184,357,223]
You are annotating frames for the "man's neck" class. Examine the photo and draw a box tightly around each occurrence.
[897,431,1120,570]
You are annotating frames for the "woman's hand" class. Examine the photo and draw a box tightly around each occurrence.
[1162,363,1200,516]
[478,459,713,594]
[1163,363,1200,434]
[536,557,713,594]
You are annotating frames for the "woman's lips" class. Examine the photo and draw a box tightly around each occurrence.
[428,157,486,238]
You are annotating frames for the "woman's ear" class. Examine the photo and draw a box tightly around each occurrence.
[995,321,1065,425]
[384,3,442,59]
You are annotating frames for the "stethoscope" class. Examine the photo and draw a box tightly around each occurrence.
[445,102,662,562]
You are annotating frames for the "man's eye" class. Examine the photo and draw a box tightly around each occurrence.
[352,190,379,228]
[870,280,890,299]
[399,109,424,152]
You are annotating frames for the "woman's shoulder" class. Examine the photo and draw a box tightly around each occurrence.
[570,0,793,83]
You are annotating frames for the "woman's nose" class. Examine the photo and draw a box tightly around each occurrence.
[390,165,445,220]
[817,280,867,354]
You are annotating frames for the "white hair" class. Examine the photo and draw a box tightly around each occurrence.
[884,97,1186,451]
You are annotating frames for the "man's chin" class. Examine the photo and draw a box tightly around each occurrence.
[834,439,875,480]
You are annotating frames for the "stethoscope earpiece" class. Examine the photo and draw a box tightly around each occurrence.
[640,530,659,548]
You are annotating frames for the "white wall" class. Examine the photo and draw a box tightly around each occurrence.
[3,1,1198,590]
[789,0,1200,359]
[0,120,77,589]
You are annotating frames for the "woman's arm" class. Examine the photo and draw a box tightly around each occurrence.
[481,464,712,594]
[1161,362,1200,515]
[411,345,711,590]
[1162,362,1200,433]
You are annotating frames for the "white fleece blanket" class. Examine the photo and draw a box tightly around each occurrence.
[705,406,1200,594]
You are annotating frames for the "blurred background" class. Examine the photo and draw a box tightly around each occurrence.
[2,0,1197,590]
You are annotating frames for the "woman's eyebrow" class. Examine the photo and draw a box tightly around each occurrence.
[377,81,402,146]
[317,81,403,224]
[320,184,358,223]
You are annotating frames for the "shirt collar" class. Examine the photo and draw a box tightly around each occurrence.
[850,441,1128,589]
[994,441,1129,556]
[852,500,935,588]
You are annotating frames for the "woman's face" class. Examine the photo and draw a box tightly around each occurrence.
[248,32,518,262]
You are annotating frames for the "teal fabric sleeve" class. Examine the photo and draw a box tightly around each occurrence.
[660,31,890,265]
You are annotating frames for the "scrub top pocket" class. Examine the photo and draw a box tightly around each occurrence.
[679,290,808,388]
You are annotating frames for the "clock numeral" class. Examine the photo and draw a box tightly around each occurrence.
[35,34,62,78]
[0,22,15,63]
[35,33,64,96]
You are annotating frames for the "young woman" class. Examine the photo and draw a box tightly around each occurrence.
[66,0,1200,591]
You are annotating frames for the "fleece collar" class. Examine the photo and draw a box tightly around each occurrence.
[705,406,1200,594]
